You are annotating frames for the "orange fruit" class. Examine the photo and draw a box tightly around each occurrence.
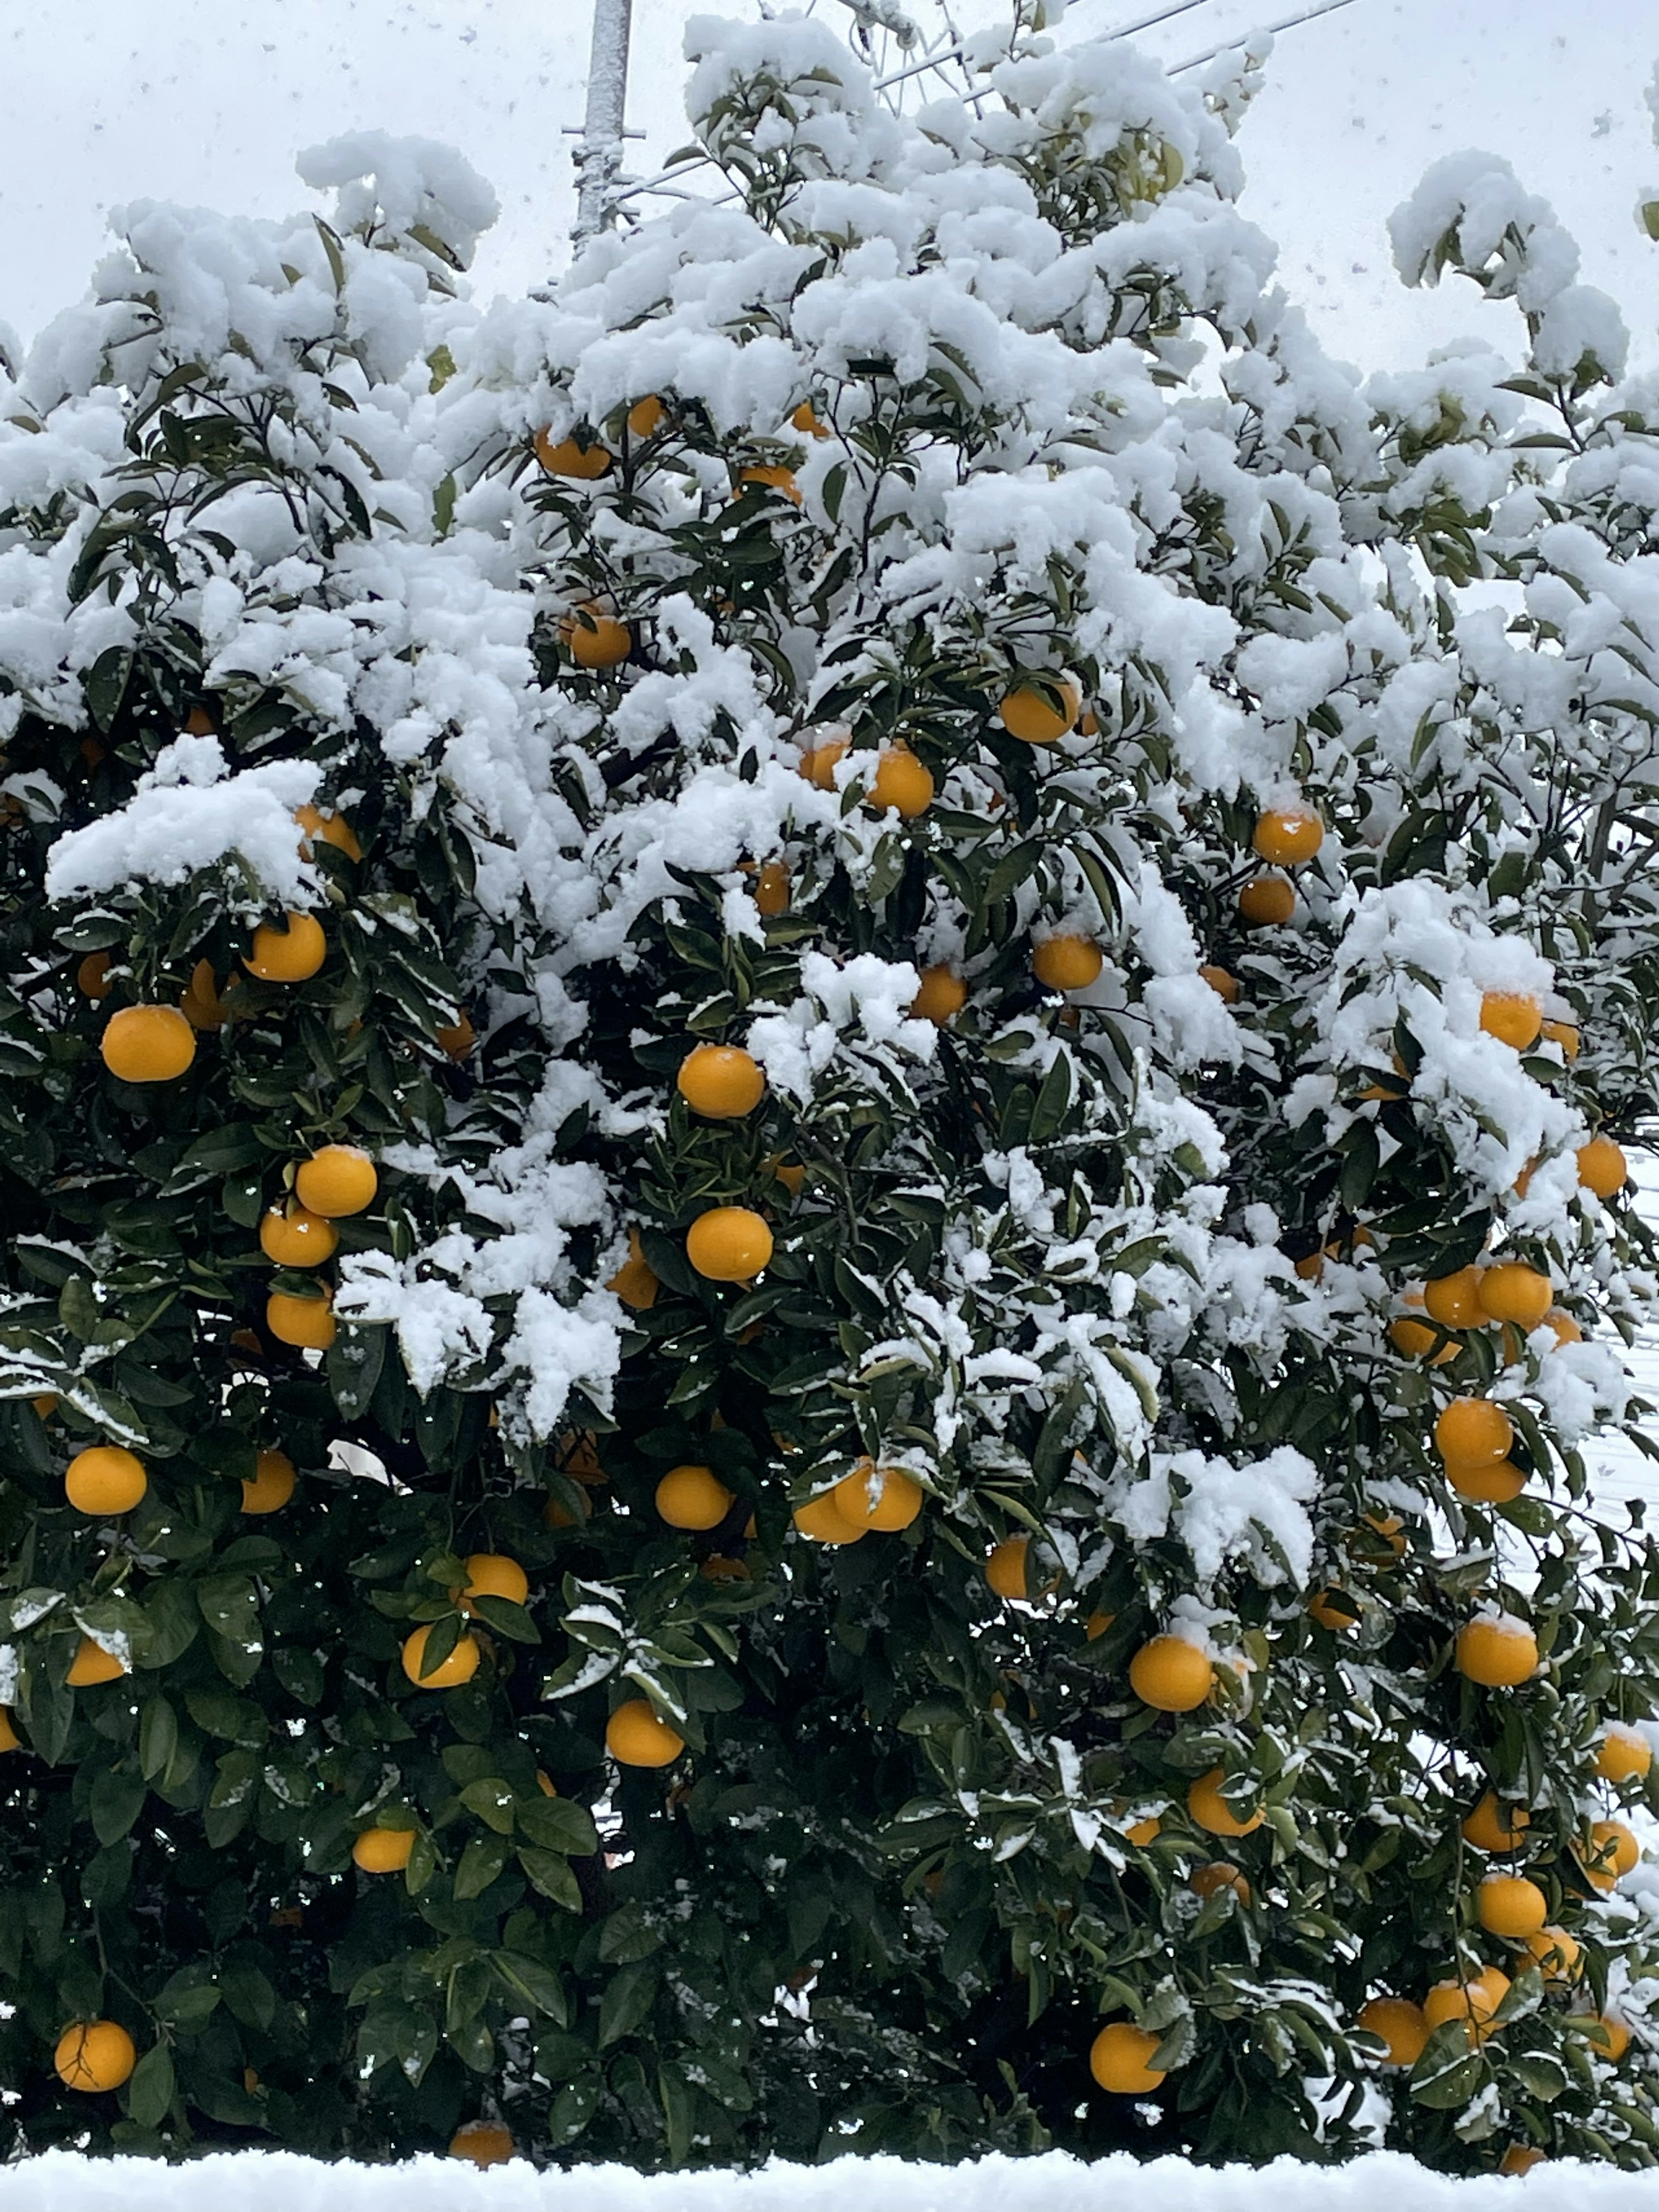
[1541,1018,1580,1060]
[1446,1459,1526,1505]
[31,1395,57,1419]
[1309,1589,1359,1631]
[65,1445,147,1516]
[1456,1617,1538,1688]
[1357,1996,1429,2068]
[1422,1965,1510,2042]
[76,950,112,1000]
[737,464,801,504]
[449,2122,516,2167]
[1238,877,1294,926]
[1189,1861,1250,1903]
[180,959,228,1030]
[1580,1819,1639,1891]
[1521,1926,1581,1983]
[686,1206,773,1281]
[1499,2147,1545,2177]
[267,1287,336,1350]
[656,1465,735,1531]
[296,1144,377,1217]
[791,400,829,437]
[606,1697,684,1767]
[242,1449,296,1515]
[677,1043,765,1118]
[752,861,789,916]
[799,733,849,789]
[607,1227,660,1311]
[352,1826,416,1873]
[436,1011,475,1060]
[1435,1397,1513,1466]
[101,1004,196,1083]
[246,913,326,982]
[1032,935,1103,992]
[1198,964,1238,1003]
[909,966,967,1024]
[999,679,1080,745]
[1390,1295,1457,1366]
[1084,1609,1116,1641]
[1544,1308,1583,1347]
[1129,1635,1213,1712]
[1578,1137,1627,1199]
[834,1461,924,1532]
[1424,1268,1484,1328]
[1251,805,1324,866]
[627,395,665,437]
[985,1536,1030,1601]
[561,606,632,669]
[54,2020,137,2093]
[400,1624,481,1690]
[1477,1873,1547,1938]
[1480,992,1542,1050]
[1583,2015,1630,2063]
[1462,1792,1530,1853]
[294,803,362,861]
[458,1554,529,1612]
[1597,1724,1652,1784]
[1355,1512,1406,1561]
[1122,1814,1160,1846]
[534,430,611,479]
[67,1637,128,1687]
[1187,1767,1263,1838]
[0,1707,19,1754]
[1088,2021,1165,2094]
[259,1203,339,1267]
[869,746,934,817]
[184,704,216,736]
[793,1492,865,1545]
[1477,1263,1553,1329]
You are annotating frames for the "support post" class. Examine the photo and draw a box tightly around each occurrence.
[573,0,635,246]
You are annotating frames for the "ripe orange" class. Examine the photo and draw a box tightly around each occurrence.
[1541,1018,1580,1060]
[449,2122,516,2167]
[561,607,632,669]
[607,1227,660,1310]
[436,1011,475,1060]
[67,1637,128,1687]
[656,1465,735,1531]
[65,1445,147,1516]
[1456,1617,1538,1688]
[1544,1308,1583,1346]
[1088,2021,1165,2094]
[352,1826,416,1873]
[294,803,362,861]
[259,1203,339,1267]
[1597,1724,1652,1784]
[180,959,228,1030]
[534,430,611,479]
[1198,964,1238,1003]
[1423,1965,1510,2041]
[242,1449,296,1515]
[869,746,934,817]
[266,1288,336,1350]
[246,913,326,982]
[1032,935,1103,992]
[1477,1873,1547,1938]
[1583,2014,1630,2064]
[76,950,112,1000]
[1357,1996,1429,2068]
[1445,1459,1526,1505]
[985,1537,1030,1601]
[909,966,967,1024]
[737,465,801,504]
[999,678,1081,746]
[1122,1814,1160,1846]
[0,1707,19,1754]
[677,1043,766,1117]
[686,1206,773,1281]
[1435,1397,1513,1466]
[606,1697,684,1767]
[1578,1136,1627,1199]
[799,733,849,789]
[1187,1768,1263,1837]
[1499,2147,1546,2177]
[791,400,829,438]
[752,860,789,916]
[1189,1861,1250,1904]
[1084,1609,1116,1641]
[1462,1792,1530,1853]
[1238,877,1294,927]
[1424,1269,1484,1328]
[1251,806,1324,866]
[458,1554,529,1612]
[54,2020,137,2093]
[101,1004,196,1083]
[1521,1926,1581,1983]
[1477,1263,1553,1329]
[1128,1634,1213,1712]
[1390,1293,1456,1366]
[627,395,665,437]
[184,704,217,736]
[296,1144,377,1217]
[1355,1512,1406,1562]
[793,1492,865,1545]
[1479,992,1541,1050]
[400,1624,481,1691]
[834,1461,924,1532]
[1308,1589,1359,1631]
[1580,1819,1639,1891]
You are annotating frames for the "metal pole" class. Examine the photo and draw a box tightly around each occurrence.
[573,0,634,246]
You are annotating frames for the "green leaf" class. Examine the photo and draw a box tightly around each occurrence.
[123,2042,175,2130]
[598,1961,659,2047]
[454,1833,509,1900]
[518,1795,600,1855]
[89,1765,146,1847]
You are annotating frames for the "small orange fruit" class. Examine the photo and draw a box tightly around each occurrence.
[737,464,801,504]
[246,913,326,982]
[1597,1724,1652,1784]
[1309,1589,1359,1631]
[607,1227,660,1311]
[1540,1018,1580,1060]
[295,1144,377,1217]
[1032,935,1103,992]
[627,395,665,437]
[1498,2147,1546,2177]
[1356,1996,1428,2068]
[753,861,790,916]
[1544,1308,1583,1346]
[54,2021,137,2093]
[793,1493,864,1544]
[1480,992,1542,1051]
[458,1554,529,1612]
[259,1203,339,1267]
[67,1637,129,1688]
[1198,965,1238,1003]
[242,1449,296,1515]
[1478,1263,1554,1329]
[1435,1398,1513,1466]
[0,1707,19,1754]
[1424,1269,1484,1328]
[999,679,1081,746]
[606,1698,684,1767]
[1251,806,1324,866]
[677,1043,766,1118]
[868,746,934,817]
[534,430,611,479]
[1084,1609,1116,1641]
[1521,1926,1581,1983]
[294,803,362,861]
[1583,2015,1630,2064]
[353,1826,416,1873]
[1189,1861,1250,1903]
[791,401,829,439]
[449,2122,516,2167]
[1456,1616,1539,1688]
[76,950,112,1001]
[180,959,228,1030]
[1390,1294,1457,1366]
[1422,1965,1510,2042]
[834,1461,924,1533]
[266,1288,336,1350]
[656,1465,735,1531]
[1477,1873,1548,1938]
[1578,1136,1627,1199]
[1580,1819,1639,1891]
[909,966,967,1024]
[101,1004,196,1083]
[436,1011,475,1060]
[1187,1768,1263,1838]
[1238,877,1294,927]
[1462,1792,1530,1853]
[1445,1459,1526,1505]
[400,1624,481,1691]
[799,733,849,789]
[561,607,632,669]
[686,1206,773,1282]
[65,1445,147,1516]
[985,1537,1030,1602]
[1088,2021,1165,2094]
[1128,1635,1213,1712]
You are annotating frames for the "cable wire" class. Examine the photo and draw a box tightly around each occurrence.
[1169,0,1359,74]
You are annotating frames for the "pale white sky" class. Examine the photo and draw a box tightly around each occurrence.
[3,0,1657,374]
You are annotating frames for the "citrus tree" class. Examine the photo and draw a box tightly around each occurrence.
[3,9,1659,2175]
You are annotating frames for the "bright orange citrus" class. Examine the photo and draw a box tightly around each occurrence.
[242,1449,296,1515]
[1477,1263,1553,1329]
[67,1637,128,1687]
[1238,877,1294,926]
[1252,806,1324,866]
[246,914,326,982]
[101,1004,196,1083]
[985,1537,1030,1601]
[606,1698,684,1766]
[1187,1768,1263,1837]
[909,966,967,1024]
[295,803,362,861]
[1088,2021,1165,2094]
[677,1044,765,1117]
[295,1144,377,1217]
[449,2122,516,2167]
[656,1465,735,1530]
[1357,1996,1428,2067]
[259,1203,339,1267]
[266,1288,336,1350]
[1480,992,1541,1050]
[1128,1634,1213,1711]
[352,1826,415,1873]
[561,607,632,669]
[1435,1398,1513,1466]
[65,1445,147,1516]
[54,2020,137,2092]
[869,746,934,817]
[1424,1269,1484,1327]
[1032,936,1103,991]
[834,1461,923,1532]
[534,431,611,479]
[1456,1616,1538,1688]
[1578,1137,1627,1198]
[1462,1792,1530,1853]
[1477,1873,1547,1938]
[999,679,1081,746]
[686,1206,773,1281]
[1597,1725,1652,1784]
[400,1624,481,1690]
